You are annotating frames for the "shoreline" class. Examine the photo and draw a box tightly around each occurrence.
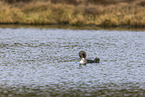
[1,24,145,31]
[1,21,145,28]
[1,22,145,28]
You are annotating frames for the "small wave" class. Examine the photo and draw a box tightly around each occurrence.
[0,42,51,48]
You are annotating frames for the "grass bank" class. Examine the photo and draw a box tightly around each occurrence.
[0,0,145,27]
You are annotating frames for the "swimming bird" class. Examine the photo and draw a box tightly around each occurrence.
[79,50,100,65]
[79,52,87,65]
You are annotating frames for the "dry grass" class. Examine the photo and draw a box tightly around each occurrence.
[0,1,24,23]
[0,0,145,27]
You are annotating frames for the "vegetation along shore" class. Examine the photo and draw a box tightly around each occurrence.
[0,0,145,27]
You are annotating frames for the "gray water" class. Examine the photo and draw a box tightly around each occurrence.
[0,27,145,97]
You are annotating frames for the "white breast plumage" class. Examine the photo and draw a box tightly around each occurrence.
[79,58,87,65]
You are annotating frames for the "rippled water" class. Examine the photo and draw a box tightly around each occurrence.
[0,27,145,96]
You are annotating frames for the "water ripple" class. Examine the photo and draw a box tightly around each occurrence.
[0,28,145,96]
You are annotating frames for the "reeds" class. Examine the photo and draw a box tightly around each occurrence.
[0,0,145,27]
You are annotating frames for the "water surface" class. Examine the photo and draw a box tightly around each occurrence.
[0,27,145,96]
